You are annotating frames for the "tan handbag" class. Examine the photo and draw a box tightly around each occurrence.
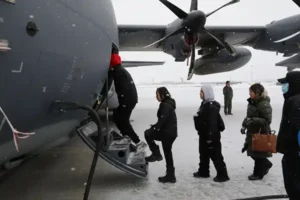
[252,129,277,153]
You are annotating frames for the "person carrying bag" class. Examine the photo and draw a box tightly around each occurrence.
[240,83,273,181]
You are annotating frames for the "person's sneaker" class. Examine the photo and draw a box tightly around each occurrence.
[115,135,131,144]
[136,141,147,153]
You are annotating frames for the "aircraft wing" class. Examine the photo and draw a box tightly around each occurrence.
[118,25,166,51]
[197,26,266,48]
[122,61,165,67]
[118,25,266,51]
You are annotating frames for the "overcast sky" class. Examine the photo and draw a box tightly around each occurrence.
[111,0,300,83]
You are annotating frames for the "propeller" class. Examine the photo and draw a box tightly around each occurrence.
[144,0,239,80]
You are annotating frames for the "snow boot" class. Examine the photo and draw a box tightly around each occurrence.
[214,166,230,182]
[263,160,273,176]
[248,168,263,181]
[145,145,163,162]
[213,176,230,182]
[158,167,176,183]
[193,171,210,178]
[248,174,263,181]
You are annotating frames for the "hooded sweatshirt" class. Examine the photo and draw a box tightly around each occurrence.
[194,85,225,140]
[202,84,215,102]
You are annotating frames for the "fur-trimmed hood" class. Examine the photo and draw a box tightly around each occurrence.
[261,90,270,102]
[247,89,271,104]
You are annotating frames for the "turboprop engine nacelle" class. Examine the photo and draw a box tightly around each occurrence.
[193,47,252,75]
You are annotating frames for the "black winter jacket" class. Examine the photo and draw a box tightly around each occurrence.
[193,100,225,141]
[109,64,138,107]
[152,98,177,138]
[277,93,300,154]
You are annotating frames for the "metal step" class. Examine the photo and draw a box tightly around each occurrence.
[77,121,148,178]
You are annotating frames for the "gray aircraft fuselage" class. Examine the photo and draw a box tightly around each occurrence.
[0,0,118,167]
[254,14,300,55]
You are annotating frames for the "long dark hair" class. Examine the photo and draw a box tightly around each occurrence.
[156,87,171,100]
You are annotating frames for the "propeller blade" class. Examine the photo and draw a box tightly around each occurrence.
[293,0,300,7]
[144,26,184,48]
[159,0,188,19]
[201,27,236,56]
[190,0,198,11]
[205,0,240,18]
[187,42,196,80]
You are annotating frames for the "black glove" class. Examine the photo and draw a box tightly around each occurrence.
[241,143,248,153]
[240,127,246,135]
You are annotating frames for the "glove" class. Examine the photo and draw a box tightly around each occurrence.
[240,127,246,135]
[241,143,248,153]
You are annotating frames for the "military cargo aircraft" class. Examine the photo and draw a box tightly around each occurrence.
[1,0,299,182]
[0,0,296,199]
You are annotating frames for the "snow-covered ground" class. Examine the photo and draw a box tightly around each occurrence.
[0,84,287,200]
[108,84,286,200]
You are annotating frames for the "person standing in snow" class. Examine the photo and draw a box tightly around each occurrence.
[144,87,177,183]
[109,51,147,153]
[193,85,229,182]
[240,83,273,181]
[277,71,300,199]
[223,81,233,115]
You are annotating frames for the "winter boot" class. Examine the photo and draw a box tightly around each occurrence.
[213,175,230,182]
[248,174,263,181]
[214,166,230,182]
[193,170,210,178]
[263,160,273,176]
[158,167,176,183]
[248,162,263,181]
[145,145,163,162]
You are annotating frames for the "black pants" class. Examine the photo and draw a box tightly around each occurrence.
[145,130,176,169]
[251,156,272,176]
[113,104,140,144]
[224,98,232,114]
[198,138,227,176]
[282,152,300,200]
